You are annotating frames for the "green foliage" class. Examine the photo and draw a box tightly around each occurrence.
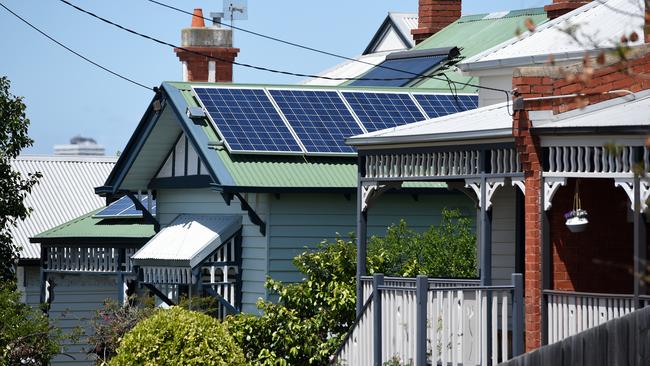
[88,298,156,364]
[227,238,359,365]
[226,208,477,365]
[368,208,477,278]
[0,281,61,366]
[108,306,247,366]
[0,76,41,280]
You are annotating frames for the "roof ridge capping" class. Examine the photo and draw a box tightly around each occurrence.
[14,155,119,163]
[457,7,546,23]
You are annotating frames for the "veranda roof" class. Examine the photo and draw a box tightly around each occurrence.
[346,101,511,147]
[131,214,242,268]
[531,90,650,131]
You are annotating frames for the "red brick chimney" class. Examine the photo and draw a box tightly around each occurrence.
[174,8,240,83]
[544,0,592,20]
[411,0,462,45]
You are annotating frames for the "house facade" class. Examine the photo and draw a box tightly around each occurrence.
[339,1,650,364]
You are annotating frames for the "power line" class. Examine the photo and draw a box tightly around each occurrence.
[56,0,513,95]
[0,2,153,92]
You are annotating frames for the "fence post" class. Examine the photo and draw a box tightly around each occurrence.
[373,273,384,366]
[416,275,428,366]
[512,273,524,357]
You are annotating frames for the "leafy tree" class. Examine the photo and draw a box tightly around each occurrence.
[227,208,476,365]
[0,76,40,281]
[0,282,62,366]
[108,306,247,366]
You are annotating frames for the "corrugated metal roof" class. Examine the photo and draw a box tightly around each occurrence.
[170,82,452,188]
[414,7,548,89]
[32,208,155,240]
[132,215,241,268]
[10,155,117,259]
[389,12,418,48]
[332,7,548,91]
[461,0,644,70]
[301,52,389,86]
[347,101,511,146]
[532,90,650,130]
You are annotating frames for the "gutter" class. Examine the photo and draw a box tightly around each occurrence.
[458,50,596,73]
[346,128,513,147]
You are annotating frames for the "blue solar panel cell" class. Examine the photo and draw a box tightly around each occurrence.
[94,196,156,219]
[349,55,447,88]
[269,89,364,154]
[413,94,478,119]
[193,87,303,154]
[341,92,425,132]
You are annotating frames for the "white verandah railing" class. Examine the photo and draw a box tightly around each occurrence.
[543,290,650,344]
[44,246,137,273]
[336,274,524,366]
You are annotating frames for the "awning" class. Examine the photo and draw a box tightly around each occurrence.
[131,214,242,269]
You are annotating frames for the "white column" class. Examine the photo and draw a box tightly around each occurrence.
[208,61,216,82]
[182,61,189,82]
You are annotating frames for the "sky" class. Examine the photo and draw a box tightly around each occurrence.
[0,0,547,156]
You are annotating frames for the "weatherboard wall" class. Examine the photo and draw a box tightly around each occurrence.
[269,192,485,283]
[46,272,123,366]
[155,188,269,313]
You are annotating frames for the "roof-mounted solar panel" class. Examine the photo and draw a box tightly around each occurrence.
[341,91,425,132]
[193,87,303,154]
[269,89,365,154]
[94,195,156,219]
[349,47,460,88]
[412,94,478,119]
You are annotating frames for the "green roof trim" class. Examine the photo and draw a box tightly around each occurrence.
[32,209,155,242]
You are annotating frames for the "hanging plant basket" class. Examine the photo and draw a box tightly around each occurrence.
[565,181,588,233]
[565,214,588,233]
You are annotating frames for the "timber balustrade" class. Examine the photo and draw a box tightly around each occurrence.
[543,290,650,344]
[44,246,137,273]
[335,274,524,366]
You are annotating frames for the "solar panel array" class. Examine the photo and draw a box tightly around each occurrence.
[94,195,157,219]
[269,89,363,154]
[413,94,478,119]
[193,87,478,156]
[348,55,448,88]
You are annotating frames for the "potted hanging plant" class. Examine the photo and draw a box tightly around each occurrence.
[565,181,588,233]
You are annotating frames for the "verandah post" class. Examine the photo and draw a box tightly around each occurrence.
[415,275,428,366]
[356,157,368,316]
[512,273,524,357]
[373,273,384,366]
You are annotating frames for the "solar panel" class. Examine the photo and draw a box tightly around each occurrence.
[341,92,425,132]
[193,87,303,154]
[413,94,478,119]
[269,89,364,154]
[94,196,156,219]
[349,55,448,88]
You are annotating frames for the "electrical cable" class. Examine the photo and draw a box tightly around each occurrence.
[0,2,153,92]
[56,0,514,96]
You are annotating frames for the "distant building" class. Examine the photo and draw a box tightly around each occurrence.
[54,135,105,156]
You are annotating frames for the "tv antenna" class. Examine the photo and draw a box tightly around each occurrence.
[223,0,248,43]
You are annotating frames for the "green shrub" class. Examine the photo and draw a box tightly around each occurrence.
[226,208,476,365]
[0,281,62,366]
[368,208,477,278]
[108,306,246,366]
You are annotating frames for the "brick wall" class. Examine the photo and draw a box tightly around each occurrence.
[513,45,650,351]
[549,178,650,294]
[411,0,461,44]
[175,48,239,83]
